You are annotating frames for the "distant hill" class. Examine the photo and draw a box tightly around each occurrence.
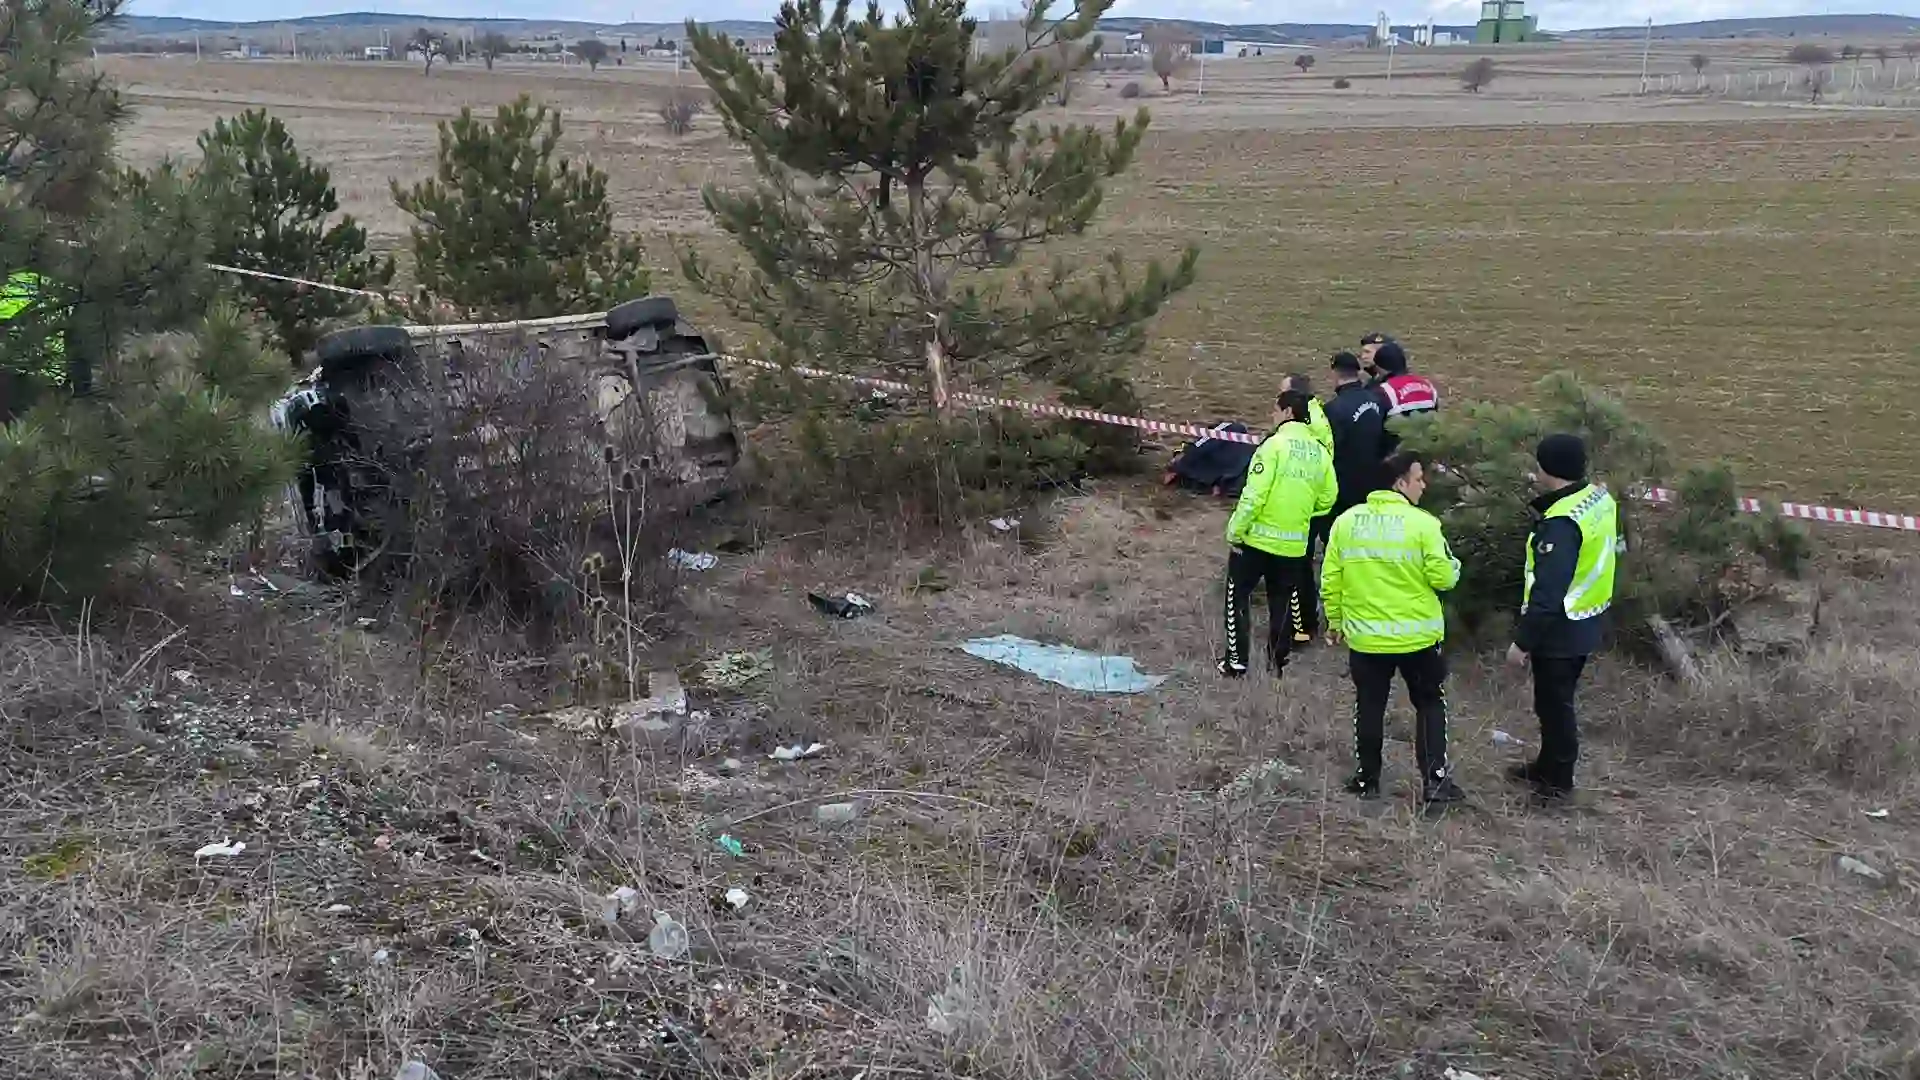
[106,9,1920,44]
[108,11,1473,42]
[1568,13,1920,40]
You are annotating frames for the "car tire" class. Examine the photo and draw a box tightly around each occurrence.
[605,296,680,341]
[315,325,415,371]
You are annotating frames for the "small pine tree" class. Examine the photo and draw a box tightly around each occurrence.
[684,0,1196,416]
[392,95,650,319]
[199,109,395,358]
[1,0,296,600]
[1406,373,1806,640]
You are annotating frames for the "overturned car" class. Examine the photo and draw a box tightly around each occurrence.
[271,296,740,578]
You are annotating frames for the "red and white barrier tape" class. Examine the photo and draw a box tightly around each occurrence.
[145,257,1920,534]
[724,354,1920,533]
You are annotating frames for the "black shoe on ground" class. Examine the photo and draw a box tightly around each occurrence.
[1216,659,1248,678]
[1529,780,1573,803]
[1422,776,1467,804]
[1343,773,1379,799]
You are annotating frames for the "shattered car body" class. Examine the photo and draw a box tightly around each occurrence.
[271,295,739,575]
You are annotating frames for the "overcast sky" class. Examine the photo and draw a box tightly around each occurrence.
[125,0,1916,32]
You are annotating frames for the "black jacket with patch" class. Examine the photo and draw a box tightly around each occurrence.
[1325,381,1386,511]
[1514,484,1606,659]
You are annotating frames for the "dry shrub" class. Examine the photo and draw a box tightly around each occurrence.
[658,91,702,135]
[1332,77,1351,89]
[341,336,690,669]
[1119,80,1142,99]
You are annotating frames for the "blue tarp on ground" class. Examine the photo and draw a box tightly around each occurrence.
[961,635,1168,694]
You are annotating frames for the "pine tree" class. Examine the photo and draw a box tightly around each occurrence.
[392,95,650,319]
[199,109,395,359]
[1406,373,1807,640]
[683,0,1197,414]
[0,0,296,600]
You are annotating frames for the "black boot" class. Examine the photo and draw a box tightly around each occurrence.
[1216,658,1248,678]
[1344,772,1380,799]
[1422,775,1467,804]
[1505,761,1542,786]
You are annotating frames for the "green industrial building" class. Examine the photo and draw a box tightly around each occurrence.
[1474,0,1536,43]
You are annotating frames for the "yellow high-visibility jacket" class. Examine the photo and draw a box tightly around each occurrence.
[1321,489,1461,653]
[1226,420,1337,557]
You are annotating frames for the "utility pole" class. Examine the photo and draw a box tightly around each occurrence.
[194,30,201,61]
[1638,16,1651,94]
[1198,46,1206,99]
[1386,34,1396,95]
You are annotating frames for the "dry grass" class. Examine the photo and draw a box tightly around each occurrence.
[5,492,1916,1078]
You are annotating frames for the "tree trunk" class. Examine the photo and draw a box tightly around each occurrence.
[904,173,952,416]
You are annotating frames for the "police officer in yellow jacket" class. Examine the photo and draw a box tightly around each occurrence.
[1321,450,1466,804]
[1280,373,1335,644]
[1504,434,1621,800]
[1,269,68,389]
[1219,387,1337,678]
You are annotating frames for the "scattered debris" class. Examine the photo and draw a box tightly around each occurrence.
[542,672,687,736]
[1219,758,1305,802]
[719,757,744,772]
[724,887,750,911]
[194,839,246,860]
[228,583,247,598]
[1491,729,1524,746]
[1838,855,1887,883]
[808,591,875,619]
[769,742,828,762]
[680,765,724,793]
[814,802,860,826]
[395,1062,441,1080]
[988,517,1021,533]
[603,885,642,924]
[714,834,745,857]
[323,903,352,915]
[667,548,719,572]
[702,649,773,689]
[648,912,690,960]
[1645,614,1704,687]
[169,668,198,687]
[925,966,977,1036]
[1442,1069,1488,1080]
[1865,808,1891,819]
[371,948,391,965]
[1729,580,1820,657]
[960,635,1167,693]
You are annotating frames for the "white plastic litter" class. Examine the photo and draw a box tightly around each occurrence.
[988,517,1021,533]
[648,912,690,960]
[194,839,246,859]
[1839,856,1886,882]
[668,548,719,572]
[1865,808,1891,819]
[1442,1069,1488,1080]
[394,1063,440,1080]
[769,742,828,761]
[603,885,642,923]
[724,887,750,910]
[925,967,976,1036]
[372,948,391,964]
[814,801,860,825]
[1491,729,1524,746]
[323,903,351,914]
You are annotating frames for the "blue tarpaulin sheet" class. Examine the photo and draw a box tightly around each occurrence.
[961,635,1167,694]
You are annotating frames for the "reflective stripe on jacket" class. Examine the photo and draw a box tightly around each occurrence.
[1226,420,1337,558]
[1304,398,1333,453]
[1517,483,1622,657]
[1321,489,1461,654]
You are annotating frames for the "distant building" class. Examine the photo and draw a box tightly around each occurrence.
[362,45,391,59]
[1474,0,1537,43]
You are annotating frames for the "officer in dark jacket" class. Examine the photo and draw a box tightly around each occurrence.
[1505,434,1621,800]
[1324,351,1386,514]
[1294,352,1388,641]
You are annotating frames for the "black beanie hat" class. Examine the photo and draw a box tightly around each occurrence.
[1330,351,1362,374]
[1373,341,1409,375]
[1536,433,1588,481]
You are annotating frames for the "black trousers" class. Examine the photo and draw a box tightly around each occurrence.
[1349,645,1450,785]
[1222,546,1307,672]
[1530,655,1588,790]
[1290,512,1337,637]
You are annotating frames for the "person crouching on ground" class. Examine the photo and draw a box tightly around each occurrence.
[1505,434,1622,801]
[1219,387,1337,679]
[1321,450,1466,804]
